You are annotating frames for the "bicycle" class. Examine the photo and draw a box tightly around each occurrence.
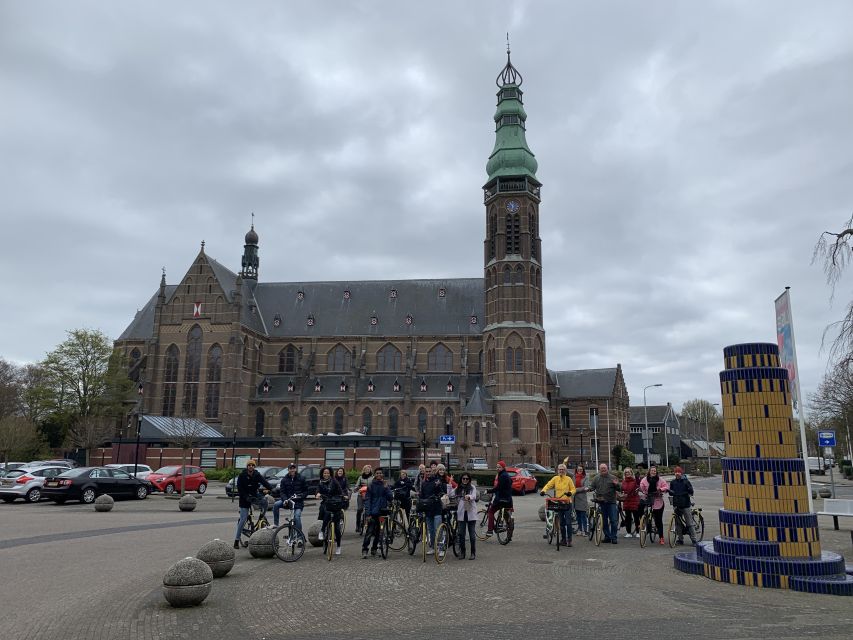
[271,496,306,562]
[407,500,431,563]
[491,499,514,545]
[638,499,662,548]
[667,498,705,548]
[320,496,346,561]
[587,499,604,546]
[442,499,461,559]
[363,509,390,559]
[238,495,271,548]
[543,493,572,551]
[386,490,411,552]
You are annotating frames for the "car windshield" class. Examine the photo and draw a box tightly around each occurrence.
[154,466,179,474]
[58,468,90,478]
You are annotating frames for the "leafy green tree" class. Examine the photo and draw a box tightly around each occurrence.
[41,329,114,419]
[0,416,45,463]
[0,358,21,419]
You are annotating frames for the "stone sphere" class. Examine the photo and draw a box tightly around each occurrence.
[818,487,832,498]
[196,539,235,578]
[248,527,276,558]
[538,503,546,522]
[162,557,213,607]
[94,494,114,512]
[178,495,198,512]
[307,521,323,547]
[264,494,275,508]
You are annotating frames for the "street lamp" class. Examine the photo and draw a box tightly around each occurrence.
[643,383,663,468]
[133,380,144,477]
[705,402,720,475]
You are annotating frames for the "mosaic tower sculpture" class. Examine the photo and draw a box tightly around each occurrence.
[674,343,852,595]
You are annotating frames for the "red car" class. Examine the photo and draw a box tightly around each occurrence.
[505,467,537,495]
[147,465,208,494]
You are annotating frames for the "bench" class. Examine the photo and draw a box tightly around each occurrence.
[817,498,853,531]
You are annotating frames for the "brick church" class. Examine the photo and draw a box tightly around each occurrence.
[115,51,630,469]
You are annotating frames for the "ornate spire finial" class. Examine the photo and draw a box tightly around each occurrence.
[200,239,205,251]
[496,37,522,88]
[251,211,255,229]
[506,32,510,57]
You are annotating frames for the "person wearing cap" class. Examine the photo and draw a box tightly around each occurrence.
[486,460,513,538]
[234,459,272,549]
[668,466,697,545]
[273,463,307,531]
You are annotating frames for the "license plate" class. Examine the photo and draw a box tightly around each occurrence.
[0,480,12,487]
[45,480,59,487]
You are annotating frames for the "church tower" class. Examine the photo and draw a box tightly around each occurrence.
[482,46,550,463]
[241,221,259,282]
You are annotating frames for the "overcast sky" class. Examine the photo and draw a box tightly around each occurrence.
[2,1,852,416]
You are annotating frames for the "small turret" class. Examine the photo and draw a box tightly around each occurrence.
[241,215,259,281]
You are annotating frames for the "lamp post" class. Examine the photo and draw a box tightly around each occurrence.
[705,402,719,475]
[579,426,586,467]
[643,383,663,468]
[133,380,144,477]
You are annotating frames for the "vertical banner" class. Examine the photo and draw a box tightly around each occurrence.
[774,288,814,511]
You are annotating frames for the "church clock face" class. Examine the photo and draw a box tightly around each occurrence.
[505,200,520,213]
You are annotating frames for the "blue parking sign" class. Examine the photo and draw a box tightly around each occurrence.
[818,431,836,447]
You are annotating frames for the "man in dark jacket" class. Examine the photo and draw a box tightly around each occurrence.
[273,463,307,531]
[486,460,514,538]
[234,460,272,549]
[361,468,394,558]
[418,466,447,552]
[668,466,697,545]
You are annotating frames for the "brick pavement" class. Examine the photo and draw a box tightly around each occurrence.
[1,483,851,640]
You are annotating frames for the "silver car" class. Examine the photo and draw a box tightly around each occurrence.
[106,463,153,480]
[0,466,68,503]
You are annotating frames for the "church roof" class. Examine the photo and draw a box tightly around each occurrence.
[548,368,618,399]
[462,385,493,416]
[117,286,178,341]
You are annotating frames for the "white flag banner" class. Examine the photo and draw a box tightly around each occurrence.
[774,289,799,408]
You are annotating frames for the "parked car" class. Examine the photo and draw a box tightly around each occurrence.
[26,460,75,469]
[271,465,322,498]
[807,457,829,475]
[106,463,153,480]
[41,467,151,504]
[463,457,489,471]
[225,466,282,497]
[147,465,208,494]
[505,467,537,495]
[517,462,554,474]
[0,462,27,477]
[0,465,68,503]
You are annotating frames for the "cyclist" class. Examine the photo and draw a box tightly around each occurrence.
[639,465,669,546]
[589,463,619,544]
[573,464,591,536]
[334,467,351,510]
[361,468,393,558]
[668,466,698,545]
[413,464,426,493]
[620,467,641,538]
[353,464,373,534]
[454,472,479,560]
[273,463,306,531]
[392,468,413,516]
[436,464,457,492]
[233,459,272,549]
[485,460,513,539]
[315,466,344,555]
[539,463,575,547]
[418,463,447,552]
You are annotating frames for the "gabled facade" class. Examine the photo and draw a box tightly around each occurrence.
[628,402,681,465]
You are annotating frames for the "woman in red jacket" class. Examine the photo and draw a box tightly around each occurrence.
[620,467,641,538]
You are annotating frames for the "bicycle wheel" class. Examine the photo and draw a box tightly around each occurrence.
[434,523,449,564]
[340,509,347,533]
[421,521,428,563]
[693,512,705,542]
[407,518,419,555]
[389,511,408,551]
[272,524,305,562]
[495,510,511,545]
[546,512,555,545]
[378,519,388,559]
[593,513,603,546]
[327,521,336,561]
[587,510,596,541]
[240,516,254,548]
[475,507,489,540]
[453,525,465,557]
[667,513,678,548]
[639,514,649,548]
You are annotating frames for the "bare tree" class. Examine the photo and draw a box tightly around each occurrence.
[275,431,318,467]
[814,213,853,367]
[166,415,211,495]
[808,359,853,457]
[67,416,114,466]
[680,399,723,441]
[515,445,528,464]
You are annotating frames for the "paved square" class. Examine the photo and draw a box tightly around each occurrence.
[1,479,851,640]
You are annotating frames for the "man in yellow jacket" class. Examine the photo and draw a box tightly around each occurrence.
[539,464,576,547]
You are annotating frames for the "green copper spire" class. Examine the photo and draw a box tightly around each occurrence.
[486,45,538,182]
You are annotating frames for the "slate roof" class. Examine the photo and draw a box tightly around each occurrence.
[253,373,481,402]
[462,385,493,416]
[117,286,178,341]
[548,368,617,399]
[629,405,671,426]
[140,416,223,439]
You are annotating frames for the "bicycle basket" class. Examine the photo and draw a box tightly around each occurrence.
[416,498,435,512]
[324,497,345,512]
[546,500,572,511]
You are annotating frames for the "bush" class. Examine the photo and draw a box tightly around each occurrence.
[203,467,237,482]
[842,465,852,479]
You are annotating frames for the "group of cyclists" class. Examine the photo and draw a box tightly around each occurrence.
[232,457,699,557]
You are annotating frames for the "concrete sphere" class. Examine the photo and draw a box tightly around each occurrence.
[94,494,114,512]
[264,494,275,508]
[178,495,198,512]
[196,539,235,578]
[248,527,276,558]
[307,521,323,547]
[818,487,832,498]
[538,503,547,522]
[162,557,213,607]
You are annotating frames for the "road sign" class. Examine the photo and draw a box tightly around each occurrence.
[439,435,456,444]
[818,431,836,447]
[444,446,452,453]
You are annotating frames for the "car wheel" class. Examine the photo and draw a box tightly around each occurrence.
[26,487,41,503]
[135,485,148,500]
[2,496,15,503]
[197,483,207,495]
[164,483,175,495]
[81,488,97,504]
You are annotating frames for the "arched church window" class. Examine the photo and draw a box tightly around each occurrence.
[182,325,202,416]
[204,344,222,419]
[327,344,351,372]
[428,343,452,371]
[377,344,402,372]
[162,344,179,416]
